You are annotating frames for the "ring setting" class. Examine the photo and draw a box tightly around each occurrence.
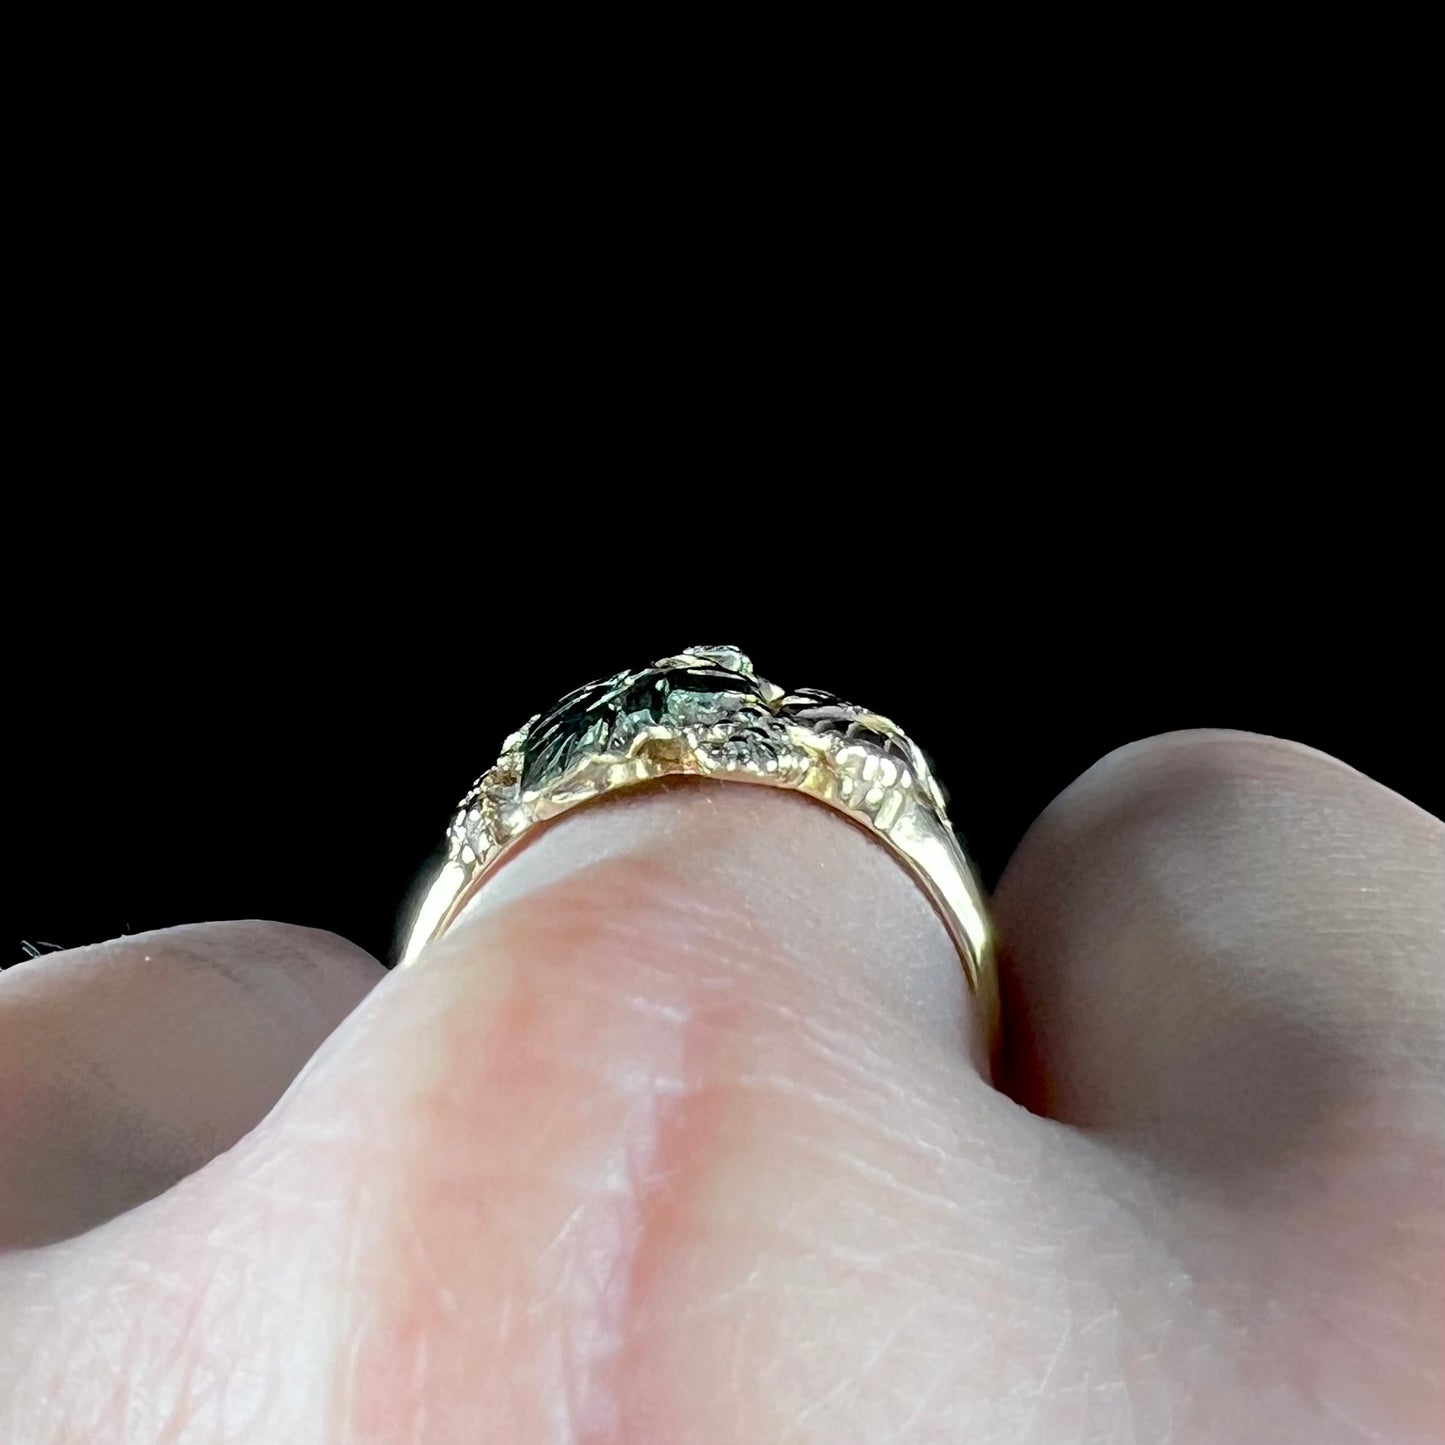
[399,645,997,1051]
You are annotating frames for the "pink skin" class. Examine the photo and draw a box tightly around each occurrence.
[0,732,1441,1443]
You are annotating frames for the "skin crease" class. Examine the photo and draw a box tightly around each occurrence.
[0,732,1440,1443]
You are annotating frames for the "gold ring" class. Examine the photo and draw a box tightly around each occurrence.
[399,645,998,1051]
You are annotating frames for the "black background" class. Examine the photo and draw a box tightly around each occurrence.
[7,493,1437,969]
[6,132,1439,965]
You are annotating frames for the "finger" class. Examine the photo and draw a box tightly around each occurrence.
[0,921,384,1246]
[36,780,997,1443]
[993,730,1445,1176]
[992,733,1445,1437]
[278,781,997,1443]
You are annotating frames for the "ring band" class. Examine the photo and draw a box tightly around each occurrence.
[399,645,998,1049]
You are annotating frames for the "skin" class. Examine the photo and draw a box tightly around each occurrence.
[0,729,1441,1444]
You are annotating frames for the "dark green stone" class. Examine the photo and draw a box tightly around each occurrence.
[616,672,672,725]
[520,675,634,791]
[519,663,761,792]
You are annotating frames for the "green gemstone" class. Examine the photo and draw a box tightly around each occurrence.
[519,664,762,792]
[520,676,629,791]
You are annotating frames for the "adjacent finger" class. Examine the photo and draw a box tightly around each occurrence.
[994,730,1445,1182]
[0,921,384,1246]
